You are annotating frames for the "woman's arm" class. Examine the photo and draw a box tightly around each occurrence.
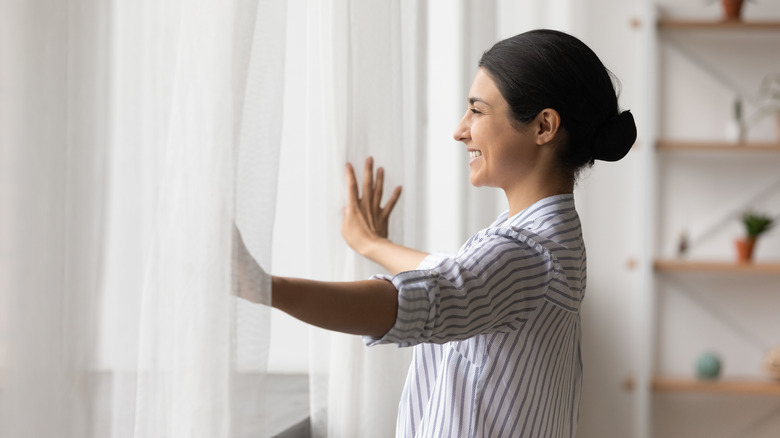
[356,238,429,276]
[272,276,398,337]
[234,225,398,337]
[234,157,425,337]
[341,157,429,274]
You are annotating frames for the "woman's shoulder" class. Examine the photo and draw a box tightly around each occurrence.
[462,210,583,266]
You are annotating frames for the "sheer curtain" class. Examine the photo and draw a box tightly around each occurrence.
[1,0,285,437]
[281,1,425,436]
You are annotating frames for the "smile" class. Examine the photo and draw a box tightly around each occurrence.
[469,150,483,159]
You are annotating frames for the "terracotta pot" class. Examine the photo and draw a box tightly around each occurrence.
[721,0,745,21]
[735,237,756,262]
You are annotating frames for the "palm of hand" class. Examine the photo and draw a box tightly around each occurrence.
[341,157,402,254]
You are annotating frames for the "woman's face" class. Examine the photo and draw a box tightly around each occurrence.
[452,68,538,190]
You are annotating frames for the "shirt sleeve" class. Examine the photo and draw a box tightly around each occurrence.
[364,231,560,347]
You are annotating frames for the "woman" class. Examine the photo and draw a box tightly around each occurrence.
[237,29,636,437]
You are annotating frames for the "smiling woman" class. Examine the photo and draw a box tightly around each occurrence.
[237,29,637,438]
[454,69,569,216]
[477,29,637,180]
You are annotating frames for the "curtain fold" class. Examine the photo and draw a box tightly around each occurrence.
[1,0,429,436]
[132,1,237,435]
[1,0,285,437]
[295,1,425,436]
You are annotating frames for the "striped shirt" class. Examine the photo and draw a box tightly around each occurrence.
[364,194,585,438]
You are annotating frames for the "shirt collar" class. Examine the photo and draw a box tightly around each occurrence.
[502,193,576,229]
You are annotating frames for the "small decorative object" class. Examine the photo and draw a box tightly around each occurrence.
[696,351,722,380]
[763,347,780,380]
[756,73,780,142]
[735,211,774,263]
[725,97,747,143]
[719,0,750,20]
[677,229,689,257]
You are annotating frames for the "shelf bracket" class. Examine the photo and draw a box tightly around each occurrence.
[685,177,780,253]
[662,34,762,106]
[663,276,770,352]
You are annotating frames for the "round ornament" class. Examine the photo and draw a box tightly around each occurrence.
[696,352,722,380]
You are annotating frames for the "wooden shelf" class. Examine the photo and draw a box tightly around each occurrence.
[658,19,780,31]
[657,140,780,152]
[654,259,780,274]
[624,376,780,395]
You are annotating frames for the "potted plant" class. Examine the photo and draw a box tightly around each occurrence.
[735,211,774,262]
[726,97,747,143]
[709,0,755,21]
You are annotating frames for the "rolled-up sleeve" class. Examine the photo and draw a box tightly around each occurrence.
[363,269,442,347]
[364,231,558,347]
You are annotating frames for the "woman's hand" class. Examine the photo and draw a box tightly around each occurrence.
[232,224,271,305]
[341,157,402,256]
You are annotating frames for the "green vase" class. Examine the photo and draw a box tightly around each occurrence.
[696,352,722,380]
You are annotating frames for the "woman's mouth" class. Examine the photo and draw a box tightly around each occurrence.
[469,150,482,160]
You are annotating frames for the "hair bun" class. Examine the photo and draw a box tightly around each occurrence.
[592,110,637,162]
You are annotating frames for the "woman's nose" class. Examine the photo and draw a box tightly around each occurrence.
[452,110,471,142]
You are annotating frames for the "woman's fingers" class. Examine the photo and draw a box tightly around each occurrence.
[345,162,360,205]
[373,167,384,213]
[382,185,403,220]
[361,157,374,209]
[344,157,401,238]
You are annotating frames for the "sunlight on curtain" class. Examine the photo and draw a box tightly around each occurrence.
[0,0,284,437]
[293,1,425,436]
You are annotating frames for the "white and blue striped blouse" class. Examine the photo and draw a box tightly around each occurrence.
[365,194,585,438]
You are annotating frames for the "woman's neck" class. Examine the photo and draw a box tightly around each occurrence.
[504,173,573,217]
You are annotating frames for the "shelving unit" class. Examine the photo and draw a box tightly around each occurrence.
[624,376,780,395]
[657,140,780,152]
[654,260,780,274]
[634,3,780,438]
[658,19,780,30]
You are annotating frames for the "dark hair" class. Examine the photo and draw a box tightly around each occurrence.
[478,29,636,176]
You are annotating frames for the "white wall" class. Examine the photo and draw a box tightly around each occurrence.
[582,1,780,437]
[572,3,643,437]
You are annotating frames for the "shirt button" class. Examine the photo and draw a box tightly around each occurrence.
[428,270,438,277]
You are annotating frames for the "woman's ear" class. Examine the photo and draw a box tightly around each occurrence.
[534,108,561,145]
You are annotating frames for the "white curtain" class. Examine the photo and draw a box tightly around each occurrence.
[0,1,481,437]
[0,0,285,437]
[279,1,425,436]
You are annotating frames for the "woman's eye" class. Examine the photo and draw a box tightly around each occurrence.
[470,108,482,115]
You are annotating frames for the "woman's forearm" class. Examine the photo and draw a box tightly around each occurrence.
[271,276,398,337]
[361,238,429,275]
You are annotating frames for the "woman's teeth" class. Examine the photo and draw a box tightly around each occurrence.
[469,150,482,159]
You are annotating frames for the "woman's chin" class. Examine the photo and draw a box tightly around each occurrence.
[469,173,485,187]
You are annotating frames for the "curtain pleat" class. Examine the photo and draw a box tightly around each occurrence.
[1,0,428,437]
[0,0,285,437]
[298,1,424,436]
